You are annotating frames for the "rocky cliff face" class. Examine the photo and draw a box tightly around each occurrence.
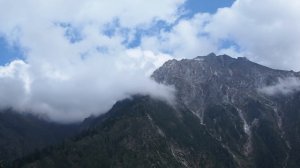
[15,54,300,168]
[152,53,300,167]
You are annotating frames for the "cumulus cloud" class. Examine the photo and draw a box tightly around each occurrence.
[141,13,217,58]
[0,0,182,123]
[0,60,30,109]
[205,0,300,71]
[0,52,176,123]
[141,0,300,71]
[258,77,300,95]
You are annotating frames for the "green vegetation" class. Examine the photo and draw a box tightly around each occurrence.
[14,96,237,168]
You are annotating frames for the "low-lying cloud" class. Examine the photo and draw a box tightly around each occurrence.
[0,50,175,123]
[258,77,300,96]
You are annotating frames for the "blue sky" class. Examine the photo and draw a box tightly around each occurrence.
[0,37,24,65]
[185,0,235,14]
[0,0,235,66]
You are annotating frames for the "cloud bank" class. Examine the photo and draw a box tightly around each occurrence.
[0,0,181,122]
[0,0,300,122]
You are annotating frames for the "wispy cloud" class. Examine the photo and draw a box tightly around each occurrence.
[258,77,300,96]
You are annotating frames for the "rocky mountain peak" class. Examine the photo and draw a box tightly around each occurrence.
[151,53,300,167]
[153,53,296,91]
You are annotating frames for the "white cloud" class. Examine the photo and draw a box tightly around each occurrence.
[0,0,185,31]
[0,60,29,110]
[258,77,300,95]
[0,47,175,123]
[140,0,300,71]
[141,13,217,58]
[0,0,182,123]
[205,0,300,71]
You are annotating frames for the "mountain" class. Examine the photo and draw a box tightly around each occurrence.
[6,54,300,167]
[152,53,300,167]
[14,96,237,168]
[0,109,79,165]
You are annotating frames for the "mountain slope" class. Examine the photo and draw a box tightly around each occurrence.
[0,110,79,164]
[14,54,300,168]
[16,96,238,168]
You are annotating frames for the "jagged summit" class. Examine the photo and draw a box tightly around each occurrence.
[194,52,228,60]
[193,53,253,67]
[154,53,296,89]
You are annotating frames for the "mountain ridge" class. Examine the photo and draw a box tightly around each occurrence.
[2,53,300,168]
[0,109,79,165]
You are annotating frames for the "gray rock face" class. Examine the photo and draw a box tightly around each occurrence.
[153,54,296,114]
[152,53,300,167]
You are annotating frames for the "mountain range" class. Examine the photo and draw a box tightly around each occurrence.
[1,53,300,168]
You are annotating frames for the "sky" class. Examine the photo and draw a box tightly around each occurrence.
[0,0,235,65]
[185,0,235,14]
[0,0,299,123]
[0,37,23,65]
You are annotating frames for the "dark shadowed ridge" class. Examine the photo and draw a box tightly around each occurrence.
[0,109,79,165]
